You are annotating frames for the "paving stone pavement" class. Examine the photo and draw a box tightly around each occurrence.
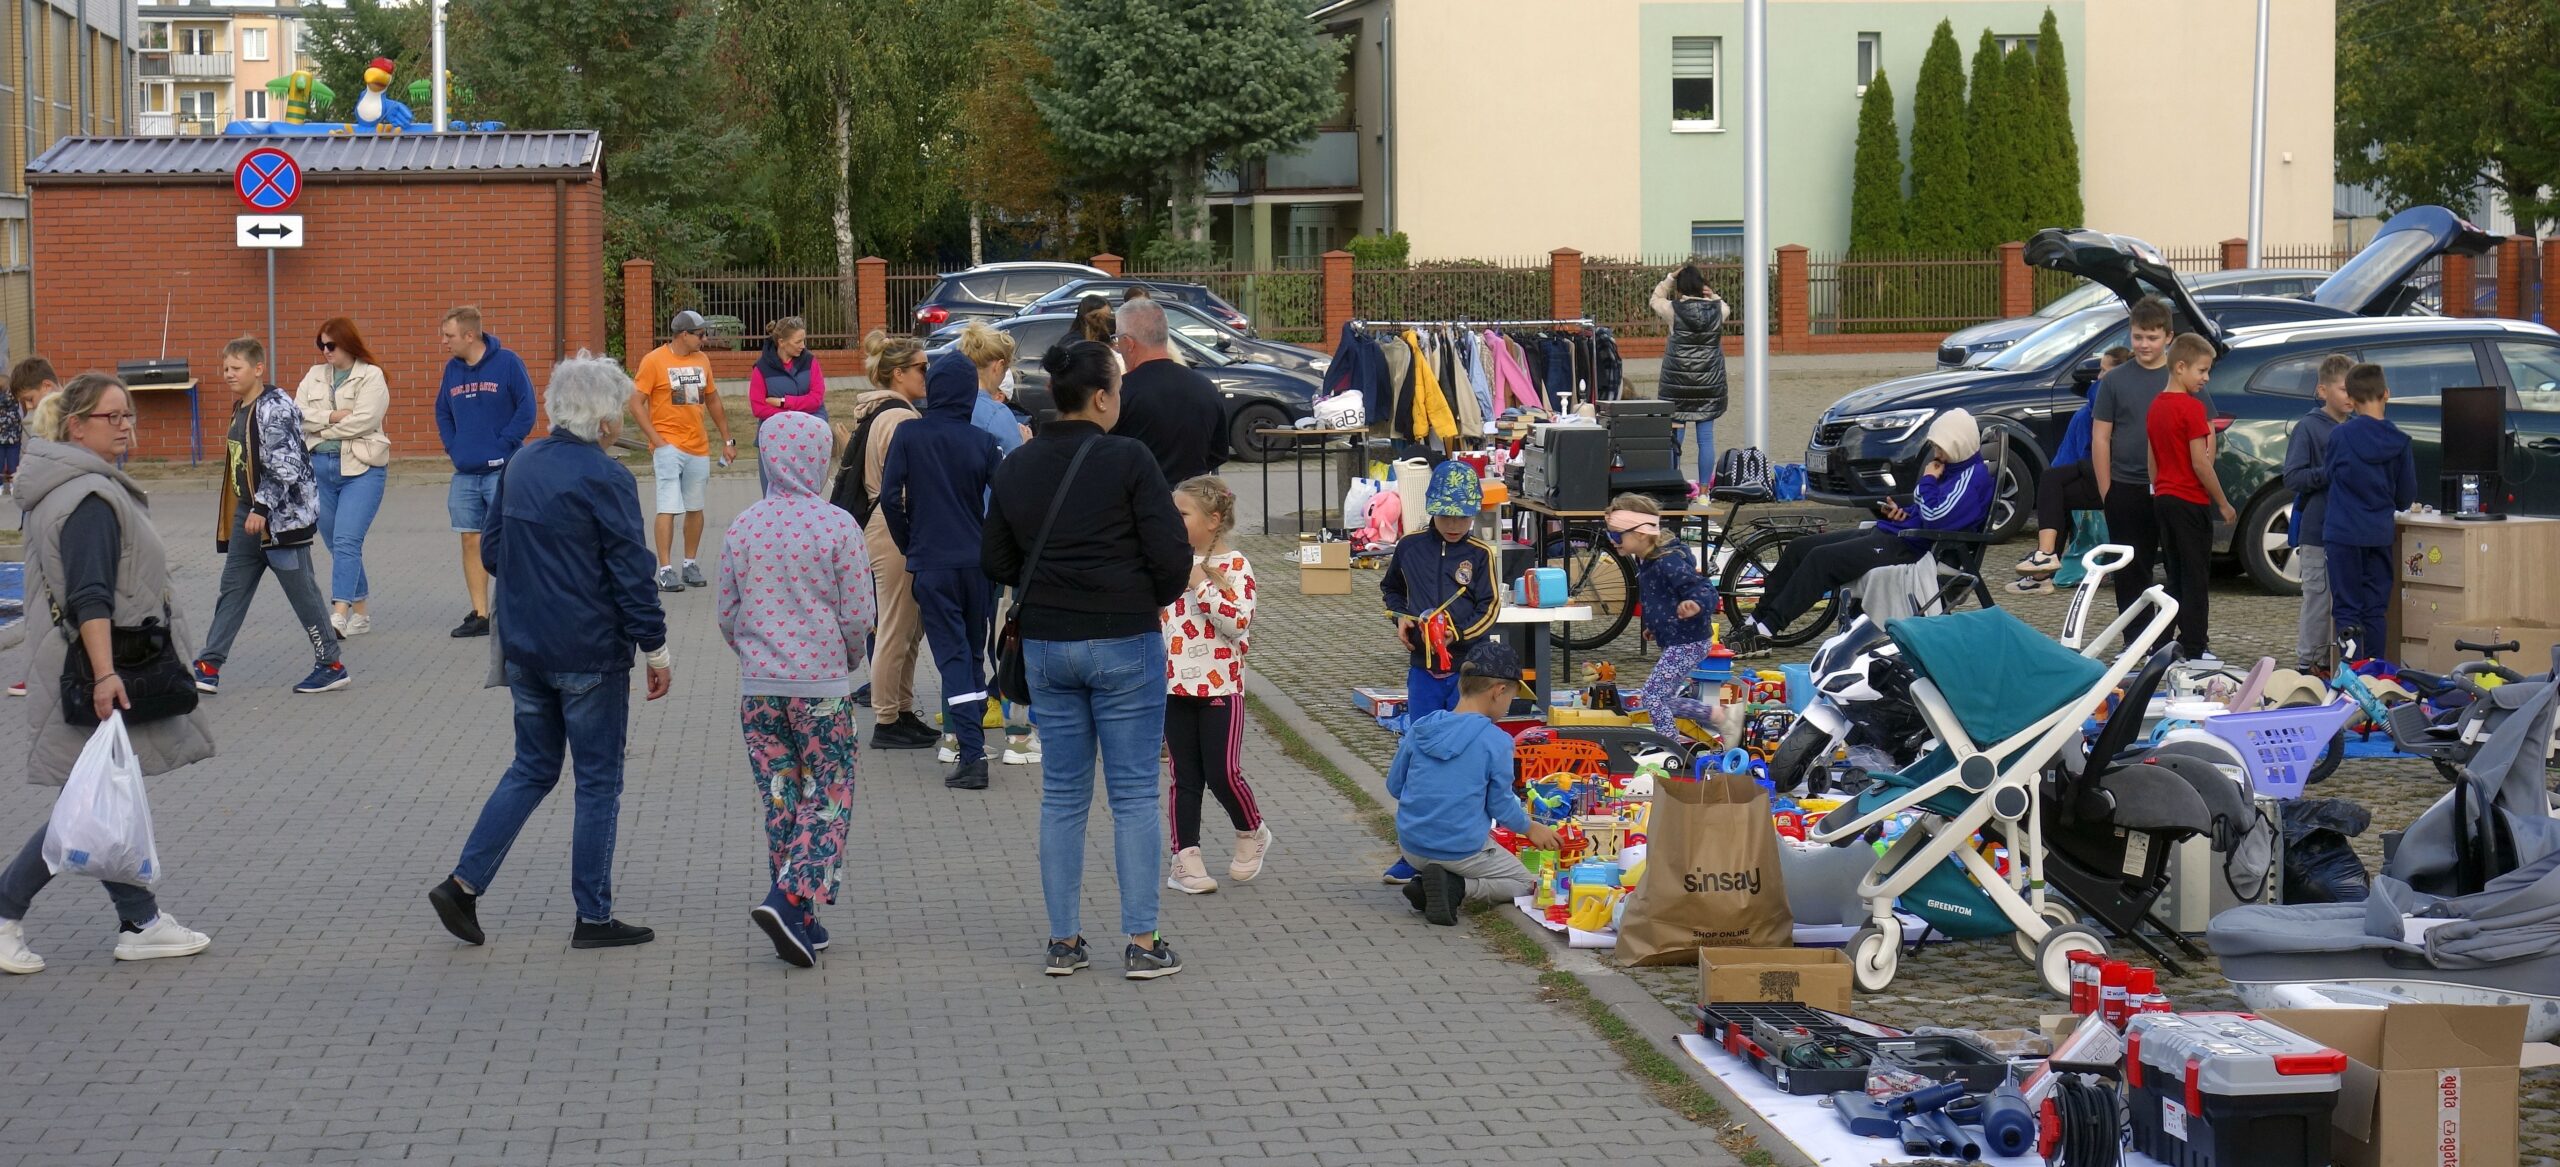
[0,474,1746,1167]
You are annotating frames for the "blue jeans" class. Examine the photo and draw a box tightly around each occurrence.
[1669,418,1717,484]
[310,453,386,604]
[453,663,634,924]
[1026,633,1167,940]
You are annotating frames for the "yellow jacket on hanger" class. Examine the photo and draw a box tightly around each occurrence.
[1400,330,1461,448]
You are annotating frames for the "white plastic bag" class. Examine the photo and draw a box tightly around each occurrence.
[1342,478,1381,532]
[1313,389,1365,430]
[43,713,161,886]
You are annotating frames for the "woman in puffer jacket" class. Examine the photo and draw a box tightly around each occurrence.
[1650,263,1728,484]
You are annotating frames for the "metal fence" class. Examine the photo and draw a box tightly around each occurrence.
[1582,253,1752,339]
[1349,257,1549,328]
[1806,250,2008,335]
[1123,264,1325,343]
[650,266,862,351]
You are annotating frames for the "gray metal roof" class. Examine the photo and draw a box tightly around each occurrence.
[25,132,601,182]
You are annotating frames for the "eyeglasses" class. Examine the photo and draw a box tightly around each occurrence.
[83,410,138,426]
[317,340,338,353]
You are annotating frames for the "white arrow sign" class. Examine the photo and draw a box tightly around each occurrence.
[236,214,305,249]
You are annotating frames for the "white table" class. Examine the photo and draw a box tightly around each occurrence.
[1496,605,1591,696]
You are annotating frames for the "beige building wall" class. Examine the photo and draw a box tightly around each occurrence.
[2080,0,2334,251]
[1384,0,1646,259]
[232,15,284,118]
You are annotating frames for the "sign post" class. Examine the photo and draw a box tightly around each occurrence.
[234,147,303,356]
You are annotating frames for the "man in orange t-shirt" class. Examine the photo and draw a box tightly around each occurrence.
[630,310,735,591]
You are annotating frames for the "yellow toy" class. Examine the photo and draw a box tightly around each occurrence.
[1567,882,1619,931]
[264,70,334,124]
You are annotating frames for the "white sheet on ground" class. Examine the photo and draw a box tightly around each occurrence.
[1511,898,1929,948]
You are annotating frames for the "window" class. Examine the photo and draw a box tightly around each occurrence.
[1671,37,1719,130]
[2496,342,2560,413]
[242,89,266,120]
[2363,342,2486,408]
[1691,222,1743,260]
[2248,351,2351,399]
[179,27,214,55]
[1856,33,1881,93]
[1994,34,2039,55]
[240,28,267,61]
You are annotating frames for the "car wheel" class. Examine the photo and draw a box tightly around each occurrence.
[1224,402,1293,464]
[2237,490,2304,595]
[1987,455,2034,541]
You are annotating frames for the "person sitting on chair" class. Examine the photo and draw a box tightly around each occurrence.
[1734,410,1992,653]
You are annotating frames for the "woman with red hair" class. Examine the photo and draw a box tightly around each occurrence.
[295,316,391,636]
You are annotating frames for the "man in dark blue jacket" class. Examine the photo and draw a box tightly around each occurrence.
[882,351,1004,789]
[429,354,668,953]
[435,307,536,639]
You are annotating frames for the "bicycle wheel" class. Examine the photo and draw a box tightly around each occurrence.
[1546,528,1637,652]
[1719,531,1838,648]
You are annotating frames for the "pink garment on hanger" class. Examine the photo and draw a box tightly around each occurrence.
[1487,334,1540,412]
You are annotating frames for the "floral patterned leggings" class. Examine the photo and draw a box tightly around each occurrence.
[741,696,860,905]
[1641,639,1720,744]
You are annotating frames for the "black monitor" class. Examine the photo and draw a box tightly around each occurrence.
[2439,384,2508,514]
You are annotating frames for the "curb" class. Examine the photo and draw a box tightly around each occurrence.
[1244,671,1812,1167]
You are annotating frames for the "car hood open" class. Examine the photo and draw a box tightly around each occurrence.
[2025,228,2227,355]
[2311,205,2501,317]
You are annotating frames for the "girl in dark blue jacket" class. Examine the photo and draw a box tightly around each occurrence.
[1603,495,1721,743]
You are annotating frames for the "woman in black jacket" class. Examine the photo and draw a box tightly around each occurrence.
[1650,263,1728,483]
[983,340,1192,981]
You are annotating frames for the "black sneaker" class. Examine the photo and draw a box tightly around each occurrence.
[944,758,990,790]
[1418,864,1466,926]
[450,613,490,639]
[871,713,937,750]
[1124,936,1182,980]
[1727,627,1774,660]
[852,682,872,705]
[1044,936,1089,977]
[427,876,484,945]
[570,919,656,949]
[1402,877,1428,914]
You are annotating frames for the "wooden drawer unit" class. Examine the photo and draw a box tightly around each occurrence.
[2388,514,2560,666]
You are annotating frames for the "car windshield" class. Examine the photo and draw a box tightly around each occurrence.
[1983,307,2119,370]
[2034,280,2115,318]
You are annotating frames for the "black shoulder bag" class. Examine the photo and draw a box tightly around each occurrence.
[992,438,1096,706]
[55,599,199,727]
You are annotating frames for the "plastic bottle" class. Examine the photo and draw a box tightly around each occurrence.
[2099,961,2133,1028]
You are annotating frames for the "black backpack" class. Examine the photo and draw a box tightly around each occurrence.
[829,398,914,525]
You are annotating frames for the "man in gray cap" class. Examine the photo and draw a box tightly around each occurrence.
[628,310,735,591]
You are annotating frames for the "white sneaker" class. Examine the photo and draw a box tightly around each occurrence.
[330,611,349,636]
[1002,732,1042,765]
[113,914,211,962]
[0,919,44,974]
[345,613,373,638]
[1229,824,1274,883]
[1166,847,1219,895]
[936,734,960,764]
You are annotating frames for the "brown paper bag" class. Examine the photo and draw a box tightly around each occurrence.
[1617,771,1793,964]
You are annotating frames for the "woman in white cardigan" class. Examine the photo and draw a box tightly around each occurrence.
[296,316,392,637]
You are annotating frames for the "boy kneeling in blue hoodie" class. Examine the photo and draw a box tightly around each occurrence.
[882,351,1005,789]
[1387,642,1561,926]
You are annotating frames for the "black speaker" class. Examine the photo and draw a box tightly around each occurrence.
[2440,385,2509,514]
[1523,424,1610,511]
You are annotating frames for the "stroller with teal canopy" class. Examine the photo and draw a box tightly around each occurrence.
[1811,586,2190,997]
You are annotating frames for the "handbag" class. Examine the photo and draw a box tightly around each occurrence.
[992,439,1098,706]
[55,601,199,727]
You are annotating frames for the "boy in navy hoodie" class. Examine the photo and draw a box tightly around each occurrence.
[2319,362,2417,660]
[436,307,537,639]
[881,351,1003,789]
[1386,642,1561,925]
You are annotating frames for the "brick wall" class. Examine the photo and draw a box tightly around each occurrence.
[32,175,606,462]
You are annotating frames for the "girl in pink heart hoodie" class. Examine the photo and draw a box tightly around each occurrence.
[716,410,874,964]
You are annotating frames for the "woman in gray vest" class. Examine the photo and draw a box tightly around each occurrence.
[0,373,217,975]
[1650,263,1729,484]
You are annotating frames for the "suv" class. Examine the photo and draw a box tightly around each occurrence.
[1937,267,2327,369]
[1805,206,2502,539]
[930,313,1321,461]
[912,261,1109,330]
[1019,278,1254,334]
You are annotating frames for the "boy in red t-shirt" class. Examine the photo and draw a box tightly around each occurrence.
[2146,333,2235,661]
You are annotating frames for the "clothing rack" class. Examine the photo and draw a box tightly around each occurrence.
[1337,317,1620,450]
[1349,317,1596,330]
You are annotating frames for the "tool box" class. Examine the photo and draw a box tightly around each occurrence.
[1693,1002,2010,1096]
[2124,1012,2346,1167]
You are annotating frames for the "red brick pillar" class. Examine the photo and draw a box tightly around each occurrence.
[2442,251,2476,317]
[1092,253,1124,276]
[1320,249,1355,352]
[1775,245,1810,354]
[621,258,654,369]
[2220,238,2248,270]
[1548,248,1583,321]
[1999,241,2033,318]
[2543,237,2560,325]
[2497,237,2530,320]
[856,256,888,339]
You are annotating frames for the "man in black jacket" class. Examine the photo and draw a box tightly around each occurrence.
[1109,298,1228,484]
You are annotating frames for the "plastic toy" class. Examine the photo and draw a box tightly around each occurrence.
[1567,881,1619,931]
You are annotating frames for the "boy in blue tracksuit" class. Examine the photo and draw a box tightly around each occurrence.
[882,351,1004,788]
[2319,363,2416,661]
[1377,461,1501,885]
[2282,354,2355,669]
[1386,642,1561,925]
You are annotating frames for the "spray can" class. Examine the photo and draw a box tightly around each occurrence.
[2067,951,2100,1014]
[2099,961,2133,1028]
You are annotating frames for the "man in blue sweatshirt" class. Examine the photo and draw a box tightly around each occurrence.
[2319,363,2417,661]
[881,351,1003,789]
[2281,354,2355,670]
[1387,641,1560,925]
[436,306,537,639]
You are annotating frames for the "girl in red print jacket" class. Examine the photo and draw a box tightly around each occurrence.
[1162,476,1272,895]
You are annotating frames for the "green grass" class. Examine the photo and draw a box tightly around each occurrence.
[1246,694,1777,1164]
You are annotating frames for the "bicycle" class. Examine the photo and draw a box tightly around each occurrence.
[1535,482,1837,652]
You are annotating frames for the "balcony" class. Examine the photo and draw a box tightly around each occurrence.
[141,53,233,80]
[1203,129,1360,198]
[138,111,229,137]
[138,111,173,135]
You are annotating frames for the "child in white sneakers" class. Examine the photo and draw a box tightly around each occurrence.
[1162,476,1271,894]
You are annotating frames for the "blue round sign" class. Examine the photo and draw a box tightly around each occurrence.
[234,147,301,212]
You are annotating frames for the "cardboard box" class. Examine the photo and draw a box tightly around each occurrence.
[2262,1003,2526,1167]
[1298,540,1352,595]
[1695,947,1853,1014]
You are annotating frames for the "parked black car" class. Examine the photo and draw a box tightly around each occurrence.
[931,312,1321,462]
[912,261,1110,331]
[1806,207,2503,545]
[1936,267,2327,369]
[1019,278,1255,334]
[933,295,1328,376]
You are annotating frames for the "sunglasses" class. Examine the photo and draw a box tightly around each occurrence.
[317,340,337,353]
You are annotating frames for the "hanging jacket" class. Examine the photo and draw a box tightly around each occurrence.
[1400,330,1461,448]
[1594,329,1623,402]
[1322,323,1390,424]
[1445,331,1484,441]
[880,351,1003,572]
[1653,279,1730,417]
[1489,334,1540,412]
[1464,332,1498,424]
[748,340,827,422]
[1382,334,1416,440]
[1378,528,1501,671]
[1542,336,1573,409]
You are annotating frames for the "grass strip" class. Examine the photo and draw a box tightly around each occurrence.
[1248,694,1775,1164]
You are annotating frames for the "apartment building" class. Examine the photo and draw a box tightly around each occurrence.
[135,0,305,136]
[4,0,140,365]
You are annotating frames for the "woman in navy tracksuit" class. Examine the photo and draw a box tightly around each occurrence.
[881,352,1004,789]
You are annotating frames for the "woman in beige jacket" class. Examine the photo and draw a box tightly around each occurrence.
[296,316,392,637]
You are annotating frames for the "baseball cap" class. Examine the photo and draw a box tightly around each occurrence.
[668,309,709,335]
[1460,640,1521,682]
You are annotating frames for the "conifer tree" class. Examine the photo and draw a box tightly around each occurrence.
[1904,21,1972,252]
